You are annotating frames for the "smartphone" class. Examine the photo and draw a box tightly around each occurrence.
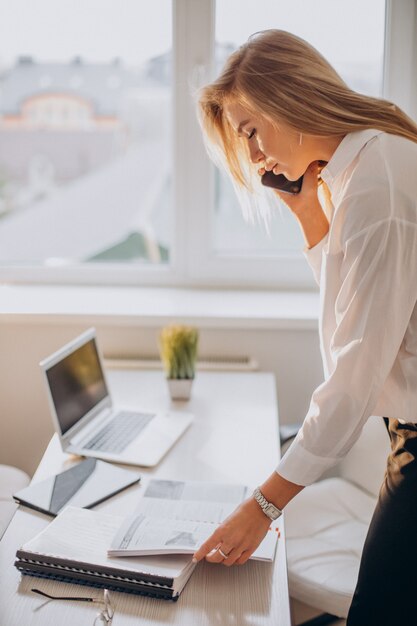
[261,170,303,194]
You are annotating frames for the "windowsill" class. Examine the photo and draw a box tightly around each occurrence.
[0,285,319,329]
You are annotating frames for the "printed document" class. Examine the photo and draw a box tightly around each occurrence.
[109,479,279,561]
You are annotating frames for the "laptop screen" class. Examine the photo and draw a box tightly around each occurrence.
[45,338,109,435]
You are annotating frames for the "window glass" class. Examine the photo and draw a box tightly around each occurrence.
[214,0,386,256]
[0,0,172,266]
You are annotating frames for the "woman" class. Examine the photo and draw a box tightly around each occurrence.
[193,30,417,625]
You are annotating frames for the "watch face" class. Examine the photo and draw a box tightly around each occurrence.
[265,503,281,520]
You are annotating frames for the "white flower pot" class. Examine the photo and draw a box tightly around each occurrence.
[167,378,193,401]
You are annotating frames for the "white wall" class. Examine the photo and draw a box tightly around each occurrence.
[0,319,322,476]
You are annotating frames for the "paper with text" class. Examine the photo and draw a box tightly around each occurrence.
[109,479,279,562]
[21,506,195,578]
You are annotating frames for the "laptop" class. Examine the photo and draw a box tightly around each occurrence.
[40,328,194,467]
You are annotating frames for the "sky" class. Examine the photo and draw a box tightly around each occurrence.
[0,0,385,68]
[0,0,172,66]
[216,0,386,66]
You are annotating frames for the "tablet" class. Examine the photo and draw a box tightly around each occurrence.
[13,458,141,516]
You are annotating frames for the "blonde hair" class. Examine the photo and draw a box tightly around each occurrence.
[198,29,417,210]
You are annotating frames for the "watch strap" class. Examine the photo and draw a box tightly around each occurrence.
[253,487,283,520]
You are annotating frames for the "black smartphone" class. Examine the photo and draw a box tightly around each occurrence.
[261,170,303,194]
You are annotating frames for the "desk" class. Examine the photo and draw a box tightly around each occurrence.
[0,371,291,626]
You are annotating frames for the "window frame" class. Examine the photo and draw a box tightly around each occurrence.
[0,0,415,289]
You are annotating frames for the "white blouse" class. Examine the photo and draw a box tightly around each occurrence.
[277,129,417,486]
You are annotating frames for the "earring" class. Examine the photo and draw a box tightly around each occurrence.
[299,133,303,146]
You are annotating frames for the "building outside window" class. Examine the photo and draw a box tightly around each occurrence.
[0,0,172,267]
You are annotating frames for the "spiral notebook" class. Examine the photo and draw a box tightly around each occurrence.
[14,506,196,600]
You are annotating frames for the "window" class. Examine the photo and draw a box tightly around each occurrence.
[0,0,172,271]
[0,0,415,288]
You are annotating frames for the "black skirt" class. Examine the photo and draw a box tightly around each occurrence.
[347,417,417,626]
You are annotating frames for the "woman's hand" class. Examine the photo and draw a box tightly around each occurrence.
[259,160,329,249]
[193,472,304,567]
[277,160,324,217]
[193,497,271,566]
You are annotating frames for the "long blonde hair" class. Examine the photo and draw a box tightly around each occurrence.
[198,29,417,194]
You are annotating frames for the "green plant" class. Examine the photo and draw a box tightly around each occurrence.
[159,325,199,380]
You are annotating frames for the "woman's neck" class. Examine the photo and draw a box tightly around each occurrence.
[315,134,346,163]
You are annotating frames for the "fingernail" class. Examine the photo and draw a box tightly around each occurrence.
[192,557,198,564]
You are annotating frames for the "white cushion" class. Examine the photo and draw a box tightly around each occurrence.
[0,464,30,538]
[284,477,377,618]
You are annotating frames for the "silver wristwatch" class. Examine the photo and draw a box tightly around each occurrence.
[253,487,283,521]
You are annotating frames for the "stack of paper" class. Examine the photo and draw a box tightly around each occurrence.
[15,506,196,600]
[15,479,279,601]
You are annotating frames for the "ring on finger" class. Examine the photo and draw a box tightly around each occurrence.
[217,547,230,560]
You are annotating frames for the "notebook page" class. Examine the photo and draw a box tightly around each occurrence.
[137,498,236,523]
[20,506,192,578]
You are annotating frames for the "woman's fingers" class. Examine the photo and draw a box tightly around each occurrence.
[220,545,244,566]
[274,160,321,214]
[205,543,238,564]
[193,531,223,562]
[235,550,252,565]
[193,498,270,566]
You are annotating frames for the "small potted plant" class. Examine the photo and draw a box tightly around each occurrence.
[159,324,199,400]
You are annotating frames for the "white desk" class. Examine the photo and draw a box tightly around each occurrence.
[0,370,291,626]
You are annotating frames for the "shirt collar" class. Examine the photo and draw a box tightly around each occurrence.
[321,128,383,187]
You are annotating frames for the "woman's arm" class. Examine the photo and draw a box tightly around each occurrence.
[193,163,326,566]
[274,160,329,249]
[293,201,329,250]
[192,471,304,566]
[278,214,417,486]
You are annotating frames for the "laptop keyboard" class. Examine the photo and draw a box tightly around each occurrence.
[83,410,155,453]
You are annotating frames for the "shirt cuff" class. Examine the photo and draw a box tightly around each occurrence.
[276,434,340,486]
[303,233,329,285]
